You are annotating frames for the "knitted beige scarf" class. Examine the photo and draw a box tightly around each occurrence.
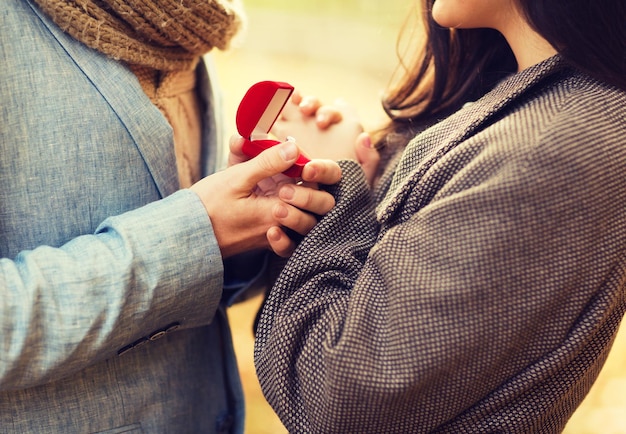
[33,0,245,187]
[32,0,246,71]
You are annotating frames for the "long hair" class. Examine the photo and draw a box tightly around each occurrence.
[375,0,516,149]
[375,0,625,149]
[517,0,625,92]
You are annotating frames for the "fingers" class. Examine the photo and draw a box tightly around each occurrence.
[266,182,338,258]
[301,159,342,185]
[279,183,336,217]
[294,94,343,129]
[297,94,321,116]
[272,201,319,237]
[290,90,304,106]
[230,140,302,190]
[266,227,296,258]
[354,132,380,185]
[264,176,338,258]
[314,105,344,129]
[227,134,247,166]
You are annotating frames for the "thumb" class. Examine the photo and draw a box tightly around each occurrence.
[236,141,300,189]
[354,132,380,186]
[227,134,247,167]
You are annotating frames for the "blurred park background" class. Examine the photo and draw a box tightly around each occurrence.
[213,1,626,433]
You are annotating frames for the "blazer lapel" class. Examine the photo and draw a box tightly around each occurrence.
[377,56,567,224]
[27,0,180,198]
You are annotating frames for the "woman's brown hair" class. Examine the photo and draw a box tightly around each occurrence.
[376,0,625,149]
[375,1,516,148]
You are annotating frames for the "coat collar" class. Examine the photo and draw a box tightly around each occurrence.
[27,0,181,198]
[377,55,568,224]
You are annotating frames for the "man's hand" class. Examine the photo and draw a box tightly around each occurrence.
[272,91,380,185]
[192,138,341,258]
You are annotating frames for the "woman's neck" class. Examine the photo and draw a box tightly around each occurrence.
[502,15,558,71]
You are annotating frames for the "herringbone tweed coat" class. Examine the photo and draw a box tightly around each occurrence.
[255,56,626,433]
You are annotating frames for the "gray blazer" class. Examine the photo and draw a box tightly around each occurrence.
[1,1,244,432]
[255,56,626,433]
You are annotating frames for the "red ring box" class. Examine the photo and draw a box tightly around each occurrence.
[236,81,310,177]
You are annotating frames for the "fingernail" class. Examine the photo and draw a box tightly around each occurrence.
[302,163,316,180]
[316,113,327,124]
[300,96,315,109]
[267,227,281,242]
[274,203,288,218]
[279,142,298,161]
[286,136,296,143]
[279,185,295,200]
[360,133,372,148]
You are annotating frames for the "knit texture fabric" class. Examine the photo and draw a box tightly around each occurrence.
[254,57,626,433]
[32,0,246,71]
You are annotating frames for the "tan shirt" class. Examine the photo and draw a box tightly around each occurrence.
[131,66,202,188]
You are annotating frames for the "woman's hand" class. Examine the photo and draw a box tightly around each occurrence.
[291,91,344,130]
[192,138,341,258]
[272,91,364,161]
[273,91,381,186]
[353,131,380,187]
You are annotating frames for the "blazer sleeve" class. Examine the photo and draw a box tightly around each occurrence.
[254,113,626,432]
[0,189,224,390]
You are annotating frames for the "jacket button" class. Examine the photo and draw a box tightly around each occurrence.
[149,330,167,341]
[117,344,133,356]
[165,322,181,333]
[131,337,149,349]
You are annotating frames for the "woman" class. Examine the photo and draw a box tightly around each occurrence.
[252,0,626,432]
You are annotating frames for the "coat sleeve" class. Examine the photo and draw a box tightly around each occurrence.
[0,189,224,390]
[254,120,626,433]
